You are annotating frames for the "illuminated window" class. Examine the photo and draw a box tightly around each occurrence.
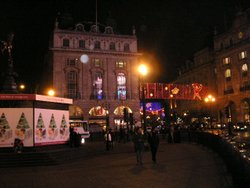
[93,72,103,100]
[242,64,248,77]
[116,61,126,68]
[63,39,69,47]
[117,73,126,100]
[239,51,247,60]
[225,69,231,81]
[238,32,243,39]
[223,57,231,65]
[93,59,102,67]
[242,64,248,72]
[67,71,78,99]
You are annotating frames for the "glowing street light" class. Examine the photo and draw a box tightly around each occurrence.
[138,64,148,132]
[204,94,216,126]
[138,64,148,76]
[204,94,216,103]
[47,89,55,96]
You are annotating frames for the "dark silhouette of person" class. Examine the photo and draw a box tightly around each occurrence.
[132,127,145,165]
[148,128,160,163]
[105,129,112,151]
[69,126,75,147]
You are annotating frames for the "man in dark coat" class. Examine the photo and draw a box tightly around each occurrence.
[148,128,160,163]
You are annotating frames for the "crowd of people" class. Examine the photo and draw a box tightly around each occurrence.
[102,123,182,165]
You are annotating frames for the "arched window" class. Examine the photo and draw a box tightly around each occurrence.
[242,63,248,72]
[67,71,78,99]
[89,106,106,116]
[76,24,84,31]
[242,64,248,77]
[117,73,126,100]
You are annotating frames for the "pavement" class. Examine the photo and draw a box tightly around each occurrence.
[0,140,235,188]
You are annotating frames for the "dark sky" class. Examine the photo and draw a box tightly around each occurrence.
[1,0,250,89]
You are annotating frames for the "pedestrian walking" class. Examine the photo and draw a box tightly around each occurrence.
[105,129,112,151]
[69,126,75,147]
[148,128,159,163]
[132,127,145,165]
[169,124,175,143]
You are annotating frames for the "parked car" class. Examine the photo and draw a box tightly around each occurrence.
[233,122,248,131]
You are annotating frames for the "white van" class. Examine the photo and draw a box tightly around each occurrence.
[69,120,90,143]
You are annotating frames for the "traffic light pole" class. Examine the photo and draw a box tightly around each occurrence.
[142,80,146,132]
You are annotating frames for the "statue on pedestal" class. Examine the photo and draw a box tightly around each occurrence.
[0,32,18,93]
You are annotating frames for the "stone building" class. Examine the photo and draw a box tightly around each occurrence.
[174,47,217,121]
[44,19,141,131]
[174,9,250,124]
[214,9,250,123]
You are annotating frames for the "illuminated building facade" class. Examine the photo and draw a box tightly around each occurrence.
[174,9,250,123]
[214,9,250,123]
[45,18,141,131]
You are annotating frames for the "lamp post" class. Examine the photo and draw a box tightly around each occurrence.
[138,64,148,132]
[204,94,216,127]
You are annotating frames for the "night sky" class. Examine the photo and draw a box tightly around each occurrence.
[1,0,250,90]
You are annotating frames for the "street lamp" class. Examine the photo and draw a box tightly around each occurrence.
[204,94,216,127]
[138,64,148,132]
[47,89,55,96]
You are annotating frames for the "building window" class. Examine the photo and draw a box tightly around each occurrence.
[238,32,243,39]
[94,41,101,49]
[105,26,114,34]
[67,71,78,99]
[225,69,231,81]
[243,101,250,122]
[124,43,130,52]
[63,39,69,47]
[93,72,103,100]
[117,73,126,100]
[239,51,247,60]
[79,40,85,48]
[110,42,115,50]
[242,64,248,77]
[229,38,233,46]
[116,61,126,68]
[223,57,231,65]
[67,59,77,66]
[220,42,224,50]
[93,59,102,67]
[76,24,84,31]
